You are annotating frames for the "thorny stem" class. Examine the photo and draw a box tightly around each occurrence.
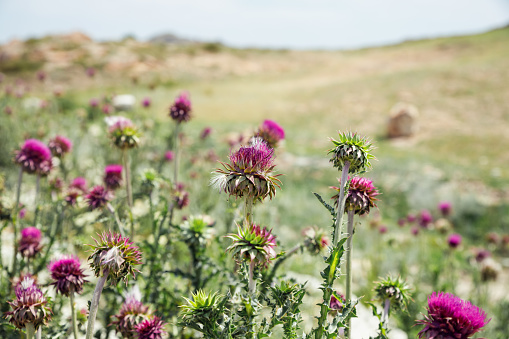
[107,203,126,237]
[70,288,79,339]
[85,269,109,339]
[333,161,350,245]
[345,209,355,339]
[245,197,254,225]
[25,323,35,339]
[122,149,134,238]
[383,299,391,324]
[36,327,41,339]
[11,168,23,278]
[248,260,256,296]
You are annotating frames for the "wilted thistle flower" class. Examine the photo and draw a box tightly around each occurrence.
[169,92,192,123]
[212,138,281,201]
[417,292,490,339]
[255,119,285,148]
[448,233,462,249]
[226,222,277,267]
[174,189,190,210]
[48,135,72,157]
[19,227,43,258]
[141,97,151,108]
[48,255,88,296]
[302,226,330,254]
[70,177,88,192]
[14,139,53,175]
[49,177,64,194]
[374,275,412,312]
[328,131,375,174]
[104,164,123,190]
[64,189,80,207]
[419,210,433,228]
[88,231,142,285]
[5,277,52,330]
[111,295,151,338]
[135,316,167,339]
[438,201,452,217]
[85,185,113,210]
[106,116,140,149]
[480,258,501,282]
[331,176,380,216]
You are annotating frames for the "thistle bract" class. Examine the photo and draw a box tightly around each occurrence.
[135,316,167,339]
[14,139,53,175]
[374,275,412,311]
[5,277,52,330]
[48,135,72,157]
[106,116,140,149]
[212,138,281,201]
[88,231,142,285]
[111,296,151,338]
[417,292,490,339]
[169,91,192,123]
[328,131,374,173]
[180,290,222,321]
[255,119,285,148]
[226,222,277,267]
[48,255,88,296]
[302,226,330,254]
[332,176,379,216]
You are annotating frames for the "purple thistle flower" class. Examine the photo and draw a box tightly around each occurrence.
[398,218,406,227]
[85,185,113,210]
[475,249,491,263]
[417,292,490,339]
[169,92,192,123]
[135,316,167,339]
[48,135,73,157]
[448,233,462,249]
[86,67,96,78]
[331,176,380,216]
[111,296,151,338]
[36,70,46,82]
[141,97,151,108]
[226,222,277,268]
[330,293,346,311]
[102,104,113,115]
[212,139,281,201]
[164,151,174,162]
[88,231,142,285]
[19,227,43,258]
[64,189,80,207]
[174,190,189,210]
[89,98,99,108]
[255,119,285,148]
[49,177,64,193]
[4,105,13,115]
[419,210,433,228]
[407,214,416,223]
[48,255,88,296]
[411,226,420,236]
[14,139,53,175]
[70,177,88,192]
[200,127,212,140]
[438,201,452,217]
[104,164,123,190]
[106,116,139,149]
[379,225,388,234]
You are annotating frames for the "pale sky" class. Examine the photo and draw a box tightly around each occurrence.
[1,0,508,49]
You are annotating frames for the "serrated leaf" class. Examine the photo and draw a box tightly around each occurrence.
[313,192,336,218]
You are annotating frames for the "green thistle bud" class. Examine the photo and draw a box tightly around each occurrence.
[328,131,375,174]
[179,215,215,248]
[226,222,277,268]
[374,275,412,311]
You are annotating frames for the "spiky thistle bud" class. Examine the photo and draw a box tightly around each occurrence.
[88,231,142,285]
[169,92,192,123]
[19,227,43,258]
[179,215,215,248]
[331,176,380,216]
[14,139,53,175]
[255,119,285,148]
[48,135,72,157]
[48,255,88,296]
[111,295,151,338]
[302,226,330,254]
[135,316,167,339]
[106,116,140,149]
[180,290,223,323]
[104,164,123,190]
[212,138,281,201]
[5,277,52,330]
[328,131,374,174]
[374,275,412,312]
[417,292,490,339]
[226,222,277,268]
[85,185,113,210]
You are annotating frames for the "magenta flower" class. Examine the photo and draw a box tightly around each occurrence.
[174,190,189,210]
[226,222,277,267]
[89,98,99,108]
[48,135,73,157]
[48,255,88,296]
[70,177,88,192]
[104,164,123,190]
[64,189,80,207]
[419,210,433,228]
[411,226,420,236]
[135,316,167,339]
[417,292,490,338]
[85,185,113,210]
[36,70,47,82]
[19,227,43,258]
[379,225,388,234]
[142,97,151,108]
[407,214,416,223]
[5,277,52,330]
[102,104,113,115]
[200,127,212,140]
[475,249,491,263]
[255,119,285,148]
[438,201,452,217]
[164,150,174,162]
[86,67,96,78]
[14,139,53,175]
[169,91,192,123]
[330,293,346,312]
[19,208,26,219]
[111,296,151,338]
[331,176,380,216]
[448,233,462,249]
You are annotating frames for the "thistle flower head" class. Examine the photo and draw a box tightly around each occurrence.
[448,233,462,249]
[90,98,99,107]
[302,226,330,254]
[419,210,433,228]
[331,176,380,216]
[328,131,374,174]
[480,258,501,282]
[438,201,452,217]
[14,139,53,175]
[169,91,192,123]
[70,177,88,192]
[329,292,346,312]
[417,292,490,339]
[164,151,174,162]
[106,116,140,149]
[200,127,212,140]
[88,231,142,285]
[19,227,43,258]
[64,189,80,207]
[48,255,88,296]
[5,277,52,330]
[104,164,123,190]
[142,97,151,108]
[212,138,281,201]
[111,295,151,338]
[85,185,113,210]
[174,189,189,210]
[180,290,222,321]
[48,135,72,157]
[374,275,412,311]
[135,316,167,339]
[226,222,277,267]
[180,215,215,247]
[255,119,285,148]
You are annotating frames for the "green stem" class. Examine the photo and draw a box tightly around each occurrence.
[248,260,256,296]
[345,209,355,338]
[122,149,134,238]
[33,174,41,226]
[333,161,350,245]
[70,290,79,339]
[85,269,109,339]
[245,197,254,225]
[25,323,35,339]
[12,168,23,278]
[383,299,390,324]
[173,122,180,187]
[107,203,126,237]
[36,327,41,339]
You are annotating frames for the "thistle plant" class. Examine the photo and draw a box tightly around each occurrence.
[86,231,142,339]
[48,135,72,158]
[254,119,285,149]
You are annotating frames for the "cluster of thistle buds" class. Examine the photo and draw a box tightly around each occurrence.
[106,116,140,149]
